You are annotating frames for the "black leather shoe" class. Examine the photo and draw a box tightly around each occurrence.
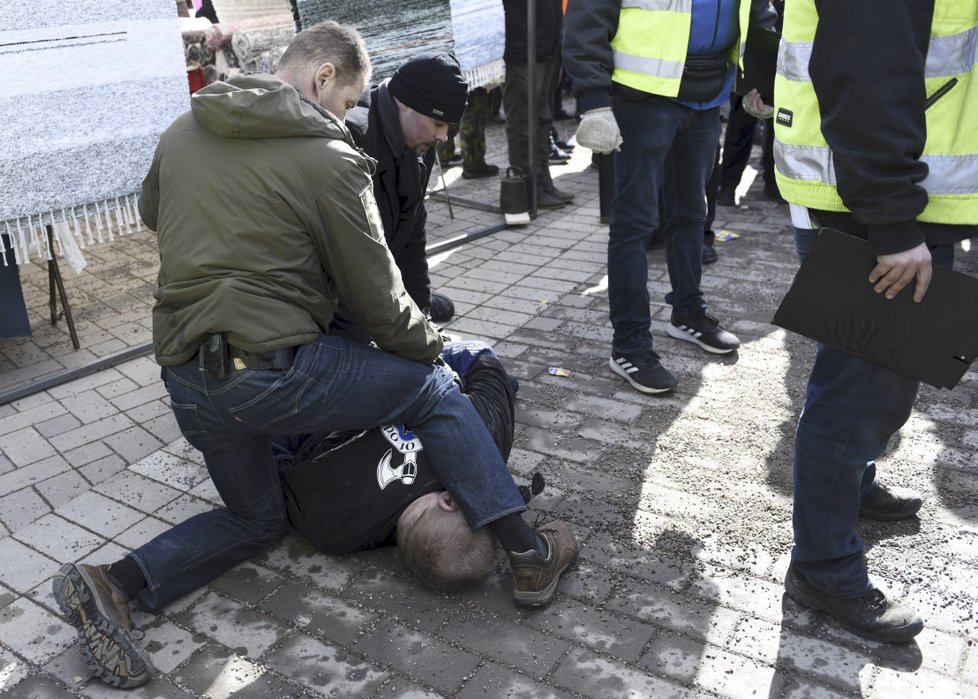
[428,292,455,323]
[784,565,923,644]
[859,482,923,521]
[548,144,571,164]
[702,243,718,265]
[462,163,500,179]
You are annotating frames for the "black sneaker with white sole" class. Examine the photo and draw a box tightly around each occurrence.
[609,351,677,393]
[667,309,740,354]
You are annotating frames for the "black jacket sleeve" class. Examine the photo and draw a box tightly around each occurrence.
[562,0,621,112]
[810,0,934,255]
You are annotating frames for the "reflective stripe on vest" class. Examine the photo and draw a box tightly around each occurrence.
[610,0,751,98]
[773,0,978,225]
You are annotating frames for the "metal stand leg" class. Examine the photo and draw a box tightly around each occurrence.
[46,225,80,350]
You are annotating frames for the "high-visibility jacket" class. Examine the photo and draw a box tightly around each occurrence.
[773,0,978,227]
[610,0,753,98]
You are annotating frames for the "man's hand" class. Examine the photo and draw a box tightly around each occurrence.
[869,242,932,302]
[575,107,623,154]
[742,89,774,119]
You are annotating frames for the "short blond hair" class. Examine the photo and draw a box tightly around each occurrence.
[397,504,497,592]
[279,20,371,86]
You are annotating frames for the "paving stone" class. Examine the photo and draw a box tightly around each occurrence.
[0,402,67,440]
[127,450,209,491]
[207,563,287,607]
[101,425,164,465]
[1,427,58,468]
[56,490,145,539]
[59,392,118,425]
[261,580,377,647]
[525,603,655,662]
[352,618,480,695]
[47,413,134,453]
[0,487,50,533]
[0,538,58,593]
[263,632,389,697]
[77,453,127,485]
[13,514,105,562]
[256,536,356,593]
[172,643,302,699]
[92,469,182,514]
[440,613,570,680]
[0,597,76,665]
[457,662,576,699]
[33,469,91,510]
[173,591,289,658]
[552,646,694,699]
[0,673,77,698]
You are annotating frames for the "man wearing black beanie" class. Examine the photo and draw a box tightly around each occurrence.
[331,53,468,340]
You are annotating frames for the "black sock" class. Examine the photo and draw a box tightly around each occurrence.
[488,513,547,557]
[107,555,146,601]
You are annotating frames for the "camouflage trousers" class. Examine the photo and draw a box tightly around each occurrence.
[437,87,490,167]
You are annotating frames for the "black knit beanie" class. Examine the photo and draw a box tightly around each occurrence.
[388,52,468,123]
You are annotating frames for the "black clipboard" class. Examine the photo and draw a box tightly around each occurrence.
[772,229,978,389]
[736,27,780,102]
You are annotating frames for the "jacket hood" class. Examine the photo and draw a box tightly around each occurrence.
[191,73,350,141]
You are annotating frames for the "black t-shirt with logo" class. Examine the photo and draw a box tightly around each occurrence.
[279,352,515,553]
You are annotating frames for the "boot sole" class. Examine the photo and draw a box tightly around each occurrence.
[666,322,738,355]
[785,574,924,644]
[52,563,153,688]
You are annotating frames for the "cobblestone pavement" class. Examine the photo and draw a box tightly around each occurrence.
[1,117,976,698]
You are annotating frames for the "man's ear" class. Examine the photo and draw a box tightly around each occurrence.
[313,62,336,90]
[437,491,457,512]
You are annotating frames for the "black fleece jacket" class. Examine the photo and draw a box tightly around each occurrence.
[808,0,977,253]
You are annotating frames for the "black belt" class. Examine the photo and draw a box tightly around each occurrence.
[229,344,296,371]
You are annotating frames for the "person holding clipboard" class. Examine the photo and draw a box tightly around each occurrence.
[765,0,978,643]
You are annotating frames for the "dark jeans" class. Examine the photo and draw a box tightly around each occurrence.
[503,59,557,192]
[132,334,525,609]
[719,93,776,191]
[790,227,954,595]
[609,94,720,354]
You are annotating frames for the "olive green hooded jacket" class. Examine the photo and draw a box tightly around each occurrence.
[140,74,442,366]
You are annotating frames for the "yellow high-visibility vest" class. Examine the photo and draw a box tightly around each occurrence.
[611,0,752,97]
[773,0,978,225]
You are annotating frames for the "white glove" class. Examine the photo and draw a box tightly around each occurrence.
[742,88,774,120]
[574,107,623,154]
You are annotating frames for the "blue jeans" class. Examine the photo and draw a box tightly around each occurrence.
[790,227,953,595]
[131,335,525,609]
[609,94,720,354]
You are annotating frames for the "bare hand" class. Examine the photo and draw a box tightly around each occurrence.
[742,89,774,119]
[869,242,932,302]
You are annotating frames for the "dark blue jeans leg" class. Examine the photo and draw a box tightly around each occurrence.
[791,345,919,595]
[607,96,681,354]
[661,106,721,314]
[790,229,953,595]
[132,335,525,609]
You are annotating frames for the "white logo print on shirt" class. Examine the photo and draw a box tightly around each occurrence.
[376,424,424,489]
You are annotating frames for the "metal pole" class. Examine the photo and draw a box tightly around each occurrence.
[527,0,537,219]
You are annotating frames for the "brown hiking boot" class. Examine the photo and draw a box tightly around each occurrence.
[52,563,154,688]
[508,519,577,606]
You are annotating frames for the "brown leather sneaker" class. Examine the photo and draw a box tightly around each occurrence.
[508,519,578,606]
[52,563,154,688]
